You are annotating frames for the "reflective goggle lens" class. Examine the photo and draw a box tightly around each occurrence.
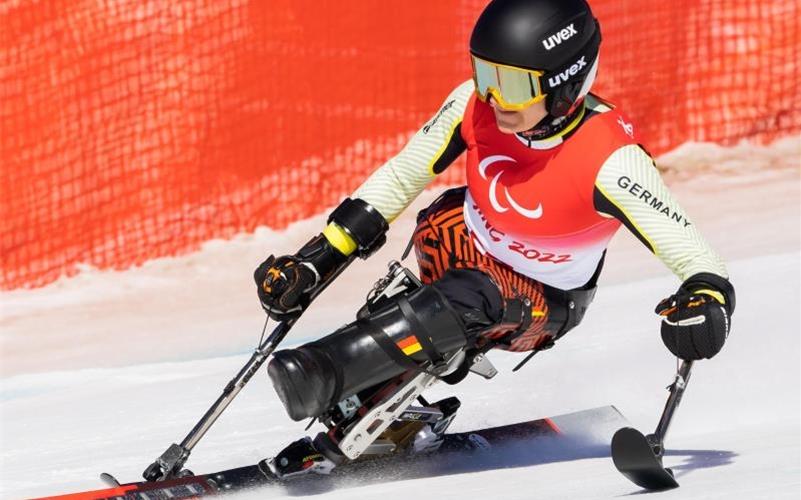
[471,55,545,110]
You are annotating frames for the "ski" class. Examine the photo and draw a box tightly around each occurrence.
[31,406,626,500]
[611,427,678,490]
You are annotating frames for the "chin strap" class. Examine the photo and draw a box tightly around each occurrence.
[516,100,587,149]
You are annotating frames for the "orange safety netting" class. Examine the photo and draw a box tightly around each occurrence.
[2,0,799,290]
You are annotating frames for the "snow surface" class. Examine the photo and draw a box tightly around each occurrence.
[1,140,800,499]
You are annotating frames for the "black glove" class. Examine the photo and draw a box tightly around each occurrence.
[254,199,389,321]
[656,273,735,360]
[254,255,317,321]
[254,234,348,321]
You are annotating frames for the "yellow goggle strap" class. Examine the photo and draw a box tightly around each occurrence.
[471,55,546,111]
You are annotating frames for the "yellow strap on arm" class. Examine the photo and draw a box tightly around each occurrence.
[323,222,358,257]
[694,288,726,305]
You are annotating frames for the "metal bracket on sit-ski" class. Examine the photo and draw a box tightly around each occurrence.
[337,395,362,421]
[336,351,461,460]
[469,353,498,379]
[366,261,421,303]
[397,405,444,424]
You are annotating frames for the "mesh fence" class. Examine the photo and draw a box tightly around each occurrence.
[2,0,799,289]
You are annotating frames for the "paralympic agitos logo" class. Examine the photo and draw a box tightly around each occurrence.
[479,155,543,219]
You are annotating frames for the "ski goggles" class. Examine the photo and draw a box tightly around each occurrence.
[471,54,547,111]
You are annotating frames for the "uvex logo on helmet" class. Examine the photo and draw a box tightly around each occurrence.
[542,23,578,51]
[547,56,588,89]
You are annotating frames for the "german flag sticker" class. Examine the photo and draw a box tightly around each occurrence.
[396,335,423,356]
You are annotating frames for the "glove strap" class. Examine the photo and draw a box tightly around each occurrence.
[679,273,736,314]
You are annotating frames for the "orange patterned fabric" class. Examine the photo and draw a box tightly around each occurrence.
[2,1,799,289]
[412,190,554,352]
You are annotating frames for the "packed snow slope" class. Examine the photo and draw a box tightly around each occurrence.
[1,140,799,499]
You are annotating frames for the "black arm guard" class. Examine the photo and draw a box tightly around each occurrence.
[680,272,736,315]
[328,198,389,258]
[296,234,349,284]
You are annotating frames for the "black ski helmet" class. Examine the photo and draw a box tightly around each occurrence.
[470,0,602,117]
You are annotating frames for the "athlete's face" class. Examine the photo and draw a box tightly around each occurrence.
[488,96,548,134]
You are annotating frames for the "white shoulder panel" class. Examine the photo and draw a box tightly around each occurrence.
[594,144,728,280]
[353,80,474,222]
